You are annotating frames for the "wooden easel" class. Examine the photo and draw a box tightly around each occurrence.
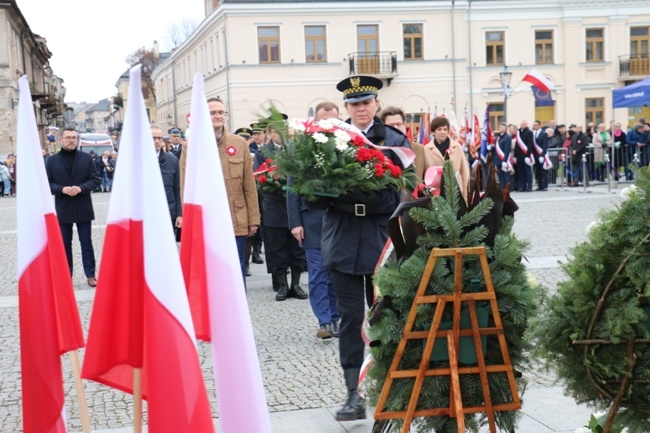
[374,246,521,433]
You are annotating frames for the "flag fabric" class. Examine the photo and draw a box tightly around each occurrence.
[423,112,430,145]
[480,106,495,163]
[459,107,469,151]
[81,66,214,433]
[531,85,554,107]
[469,113,481,160]
[417,116,426,144]
[17,74,85,433]
[522,68,554,93]
[180,72,273,433]
[406,126,413,142]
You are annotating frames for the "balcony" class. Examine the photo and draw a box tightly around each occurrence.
[619,54,650,79]
[348,52,398,81]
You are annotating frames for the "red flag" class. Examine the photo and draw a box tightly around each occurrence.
[82,66,214,432]
[422,113,430,145]
[180,73,273,433]
[17,74,85,433]
[470,113,481,159]
[406,126,413,142]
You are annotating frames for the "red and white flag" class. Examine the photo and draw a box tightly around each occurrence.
[81,66,214,432]
[180,73,272,433]
[17,74,85,433]
[522,68,554,93]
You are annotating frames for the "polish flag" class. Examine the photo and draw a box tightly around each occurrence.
[180,73,272,433]
[522,68,554,93]
[16,74,85,433]
[81,66,214,432]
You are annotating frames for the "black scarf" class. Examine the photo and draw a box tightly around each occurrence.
[434,137,450,157]
[60,147,77,176]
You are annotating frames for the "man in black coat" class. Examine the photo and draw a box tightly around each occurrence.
[514,120,534,192]
[321,75,411,422]
[46,128,101,286]
[152,125,182,239]
[570,124,590,186]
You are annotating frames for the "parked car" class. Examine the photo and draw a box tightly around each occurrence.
[78,133,114,157]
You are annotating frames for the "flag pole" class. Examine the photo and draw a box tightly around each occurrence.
[133,368,143,433]
[69,351,92,433]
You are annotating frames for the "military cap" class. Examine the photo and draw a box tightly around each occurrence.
[336,75,383,103]
[169,128,181,135]
[235,127,253,138]
[250,122,267,133]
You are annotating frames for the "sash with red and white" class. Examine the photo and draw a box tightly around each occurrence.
[516,131,535,166]
[495,136,512,172]
[533,135,553,170]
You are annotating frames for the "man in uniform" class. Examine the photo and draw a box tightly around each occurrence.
[249,122,267,152]
[179,97,260,289]
[254,116,308,301]
[319,76,411,421]
[168,128,183,158]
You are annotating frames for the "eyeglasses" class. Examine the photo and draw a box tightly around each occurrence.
[209,110,227,117]
[62,136,77,140]
[152,136,164,141]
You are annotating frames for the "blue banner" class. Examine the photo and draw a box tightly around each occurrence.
[532,85,554,107]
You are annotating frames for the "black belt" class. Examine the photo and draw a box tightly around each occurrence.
[331,202,369,216]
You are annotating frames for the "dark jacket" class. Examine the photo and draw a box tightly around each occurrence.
[254,142,288,228]
[319,117,409,275]
[169,144,183,159]
[158,151,182,220]
[570,132,589,165]
[534,130,549,158]
[287,181,324,249]
[46,149,101,224]
[98,157,116,178]
[515,127,534,159]
[493,132,511,166]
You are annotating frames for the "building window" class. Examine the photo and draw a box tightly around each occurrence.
[305,25,326,62]
[535,30,554,64]
[586,28,604,62]
[258,26,280,63]
[585,98,604,125]
[486,31,504,66]
[403,24,423,60]
[488,103,504,131]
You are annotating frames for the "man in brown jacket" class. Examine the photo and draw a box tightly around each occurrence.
[179,97,261,289]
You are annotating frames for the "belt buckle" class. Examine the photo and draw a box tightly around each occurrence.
[354,203,366,216]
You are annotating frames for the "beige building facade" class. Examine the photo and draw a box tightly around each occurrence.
[153,0,650,135]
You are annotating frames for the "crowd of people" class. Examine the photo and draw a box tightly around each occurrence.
[35,74,650,423]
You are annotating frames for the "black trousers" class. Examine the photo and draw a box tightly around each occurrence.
[262,226,306,274]
[534,161,548,189]
[60,221,96,278]
[329,270,373,370]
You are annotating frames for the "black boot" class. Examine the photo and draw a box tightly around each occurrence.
[288,268,308,299]
[335,369,365,421]
[271,274,280,292]
[252,243,264,264]
[275,271,289,301]
[245,264,251,277]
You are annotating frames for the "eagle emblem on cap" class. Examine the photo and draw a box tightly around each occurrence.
[350,76,361,88]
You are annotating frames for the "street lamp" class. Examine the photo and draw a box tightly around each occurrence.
[166,112,173,128]
[499,65,512,124]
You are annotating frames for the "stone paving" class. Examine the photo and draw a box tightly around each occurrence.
[0,183,625,432]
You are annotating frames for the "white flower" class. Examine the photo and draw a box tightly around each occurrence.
[312,132,328,144]
[574,428,591,433]
[317,118,335,131]
[586,220,600,234]
[333,129,351,142]
[620,185,640,202]
[335,139,349,151]
[289,119,306,133]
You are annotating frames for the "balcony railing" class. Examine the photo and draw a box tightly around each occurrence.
[619,54,650,78]
[348,52,398,78]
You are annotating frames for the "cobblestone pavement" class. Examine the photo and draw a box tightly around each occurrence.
[0,183,624,431]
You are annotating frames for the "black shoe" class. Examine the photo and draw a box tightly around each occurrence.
[245,265,251,277]
[335,391,366,421]
[275,272,289,301]
[252,246,264,264]
[329,321,340,338]
[289,269,308,299]
[316,324,332,339]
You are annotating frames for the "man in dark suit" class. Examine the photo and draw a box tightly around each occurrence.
[46,127,101,286]
[168,128,183,158]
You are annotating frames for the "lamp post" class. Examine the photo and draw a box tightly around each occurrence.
[499,65,512,124]
[166,112,173,129]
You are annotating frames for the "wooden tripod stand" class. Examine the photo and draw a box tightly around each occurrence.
[373,246,521,433]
